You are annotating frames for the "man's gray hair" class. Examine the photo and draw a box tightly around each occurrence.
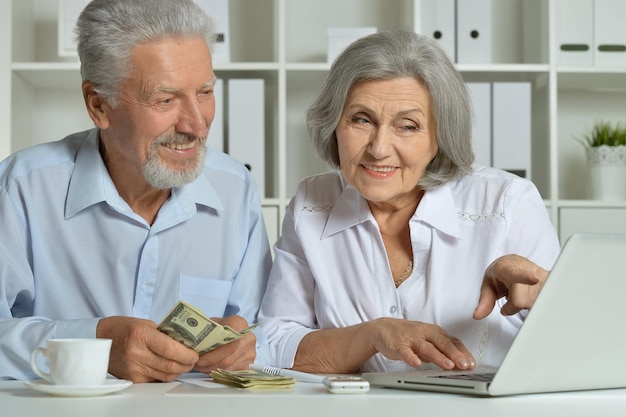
[76,0,216,107]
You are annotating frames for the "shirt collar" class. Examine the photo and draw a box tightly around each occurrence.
[321,174,462,240]
[413,182,462,239]
[173,170,224,213]
[322,176,371,239]
[65,129,107,219]
[65,129,224,219]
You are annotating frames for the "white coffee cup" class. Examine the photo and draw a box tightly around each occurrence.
[30,338,112,386]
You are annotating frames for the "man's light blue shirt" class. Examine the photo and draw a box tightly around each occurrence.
[0,129,272,379]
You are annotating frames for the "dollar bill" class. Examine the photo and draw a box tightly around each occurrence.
[158,300,258,354]
[210,369,296,389]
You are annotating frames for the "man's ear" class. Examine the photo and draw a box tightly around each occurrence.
[82,81,110,129]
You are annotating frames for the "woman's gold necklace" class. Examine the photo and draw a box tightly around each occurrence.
[394,259,414,287]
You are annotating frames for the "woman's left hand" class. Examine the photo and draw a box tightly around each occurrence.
[473,254,550,320]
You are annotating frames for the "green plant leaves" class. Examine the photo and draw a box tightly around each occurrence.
[576,121,626,147]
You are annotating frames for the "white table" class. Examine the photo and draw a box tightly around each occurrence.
[3,379,626,417]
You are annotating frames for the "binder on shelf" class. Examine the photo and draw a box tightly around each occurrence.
[418,0,456,62]
[327,27,377,63]
[556,0,593,66]
[58,0,90,57]
[456,0,492,64]
[593,0,626,66]
[466,82,491,167]
[207,78,223,153]
[492,82,531,179]
[195,0,231,63]
[227,79,265,197]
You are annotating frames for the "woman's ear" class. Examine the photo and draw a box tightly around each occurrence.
[82,81,110,129]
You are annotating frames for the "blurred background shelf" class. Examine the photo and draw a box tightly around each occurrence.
[2,0,626,246]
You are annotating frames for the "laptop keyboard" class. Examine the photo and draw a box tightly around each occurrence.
[432,372,496,382]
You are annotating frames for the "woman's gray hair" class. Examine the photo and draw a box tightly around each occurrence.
[76,0,216,107]
[306,30,475,190]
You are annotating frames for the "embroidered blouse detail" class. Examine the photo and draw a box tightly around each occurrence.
[301,205,333,213]
[457,212,505,223]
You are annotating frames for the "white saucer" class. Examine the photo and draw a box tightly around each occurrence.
[25,379,133,397]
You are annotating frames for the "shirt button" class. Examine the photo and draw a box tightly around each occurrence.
[140,284,147,292]
[390,306,397,314]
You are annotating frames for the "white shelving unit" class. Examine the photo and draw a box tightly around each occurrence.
[3,0,626,246]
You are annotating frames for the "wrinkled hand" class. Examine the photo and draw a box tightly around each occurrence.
[473,254,550,320]
[193,315,257,375]
[368,318,475,371]
[96,316,199,383]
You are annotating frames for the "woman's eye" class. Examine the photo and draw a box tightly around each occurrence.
[352,116,370,124]
[398,118,420,132]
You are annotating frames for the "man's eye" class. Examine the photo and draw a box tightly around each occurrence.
[197,90,213,101]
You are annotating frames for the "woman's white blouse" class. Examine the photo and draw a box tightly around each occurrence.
[258,167,561,372]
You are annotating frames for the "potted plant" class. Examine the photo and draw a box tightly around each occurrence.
[576,120,626,200]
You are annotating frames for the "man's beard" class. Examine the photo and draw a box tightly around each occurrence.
[142,133,207,189]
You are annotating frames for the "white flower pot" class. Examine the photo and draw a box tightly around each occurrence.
[586,145,626,200]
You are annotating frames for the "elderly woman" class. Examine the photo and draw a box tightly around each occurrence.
[258,30,560,374]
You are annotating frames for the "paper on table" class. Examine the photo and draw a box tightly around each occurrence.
[176,377,225,389]
[165,380,228,396]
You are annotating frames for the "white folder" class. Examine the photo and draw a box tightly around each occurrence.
[556,0,593,66]
[594,0,626,66]
[466,82,491,167]
[195,0,231,63]
[58,0,90,57]
[456,0,492,64]
[327,27,377,63]
[207,78,223,153]
[492,82,531,179]
[228,79,265,198]
[418,0,456,62]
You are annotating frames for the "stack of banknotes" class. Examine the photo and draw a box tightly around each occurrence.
[157,300,258,354]
[210,369,296,389]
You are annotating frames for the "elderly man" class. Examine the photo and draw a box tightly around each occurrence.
[0,0,271,382]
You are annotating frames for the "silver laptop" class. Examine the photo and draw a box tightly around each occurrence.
[363,233,626,396]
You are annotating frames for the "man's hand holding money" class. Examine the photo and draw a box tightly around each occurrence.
[96,316,199,383]
[157,301,258,375]
[193,315,257,374]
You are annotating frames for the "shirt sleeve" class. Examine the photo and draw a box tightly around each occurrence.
[0,188,101,380]
[258,192,319,369]
[223,180,273,364]
[491,176,561,323]
[500,177,561,270]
